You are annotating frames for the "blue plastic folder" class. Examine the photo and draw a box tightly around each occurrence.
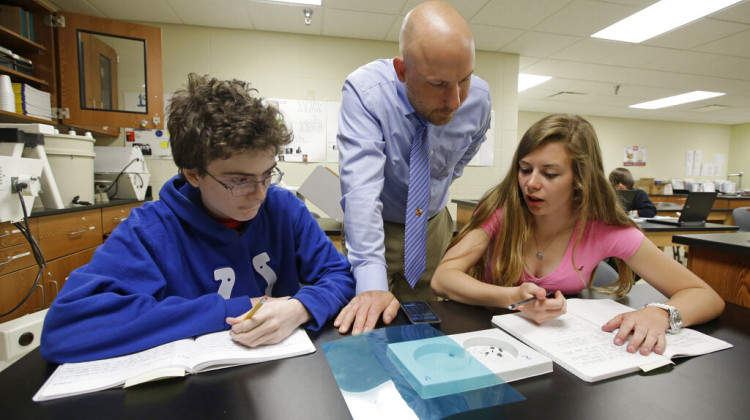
[322,324,524,420]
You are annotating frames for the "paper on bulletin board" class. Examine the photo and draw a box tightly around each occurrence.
[468,110,494,167]
[685,150,694,176]
[126,129,172,158]
[124,93,172,159]
[692,150,702,178]
[702,163,715,176]
[715,154,725,176]
[273,99,326,163]
[624,146,646,166]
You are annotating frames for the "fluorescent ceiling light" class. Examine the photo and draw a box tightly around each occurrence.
[630,91,725,109]
[591,0,743,43]
[265,0,322,5]
[518,74,552,92]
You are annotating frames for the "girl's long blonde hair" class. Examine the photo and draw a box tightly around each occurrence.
[453,114,637,296]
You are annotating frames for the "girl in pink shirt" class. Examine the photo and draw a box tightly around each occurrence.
[432,114,724,356]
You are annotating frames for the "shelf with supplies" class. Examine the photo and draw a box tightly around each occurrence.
[0,23,46,55]
[0,0,164,135]
[0,65,47,87]
[0,109,51,124]
[0,0,56,127]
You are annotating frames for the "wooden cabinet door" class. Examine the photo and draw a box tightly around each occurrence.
[56,11,163,130]
[43,247,97,304]
[0,265,44,323]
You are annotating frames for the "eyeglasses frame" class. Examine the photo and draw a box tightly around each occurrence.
[203,167,284,197]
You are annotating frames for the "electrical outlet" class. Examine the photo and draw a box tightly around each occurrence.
[0,309,47,364]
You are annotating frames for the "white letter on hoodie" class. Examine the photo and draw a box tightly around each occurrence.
[252,252,277,295]
[213,267,235,299]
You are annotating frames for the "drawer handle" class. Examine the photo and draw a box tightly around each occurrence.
[0,230,9,238]
[0,251,31,265]
[68,229,88,236]
[112,217,127,223]
[36,284,46,311]
[49,280,59,296]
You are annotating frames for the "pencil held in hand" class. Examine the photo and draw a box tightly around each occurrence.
[243,296,268,320]
[508,291,554,310]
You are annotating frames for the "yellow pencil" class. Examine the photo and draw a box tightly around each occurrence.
[243,296,268,320]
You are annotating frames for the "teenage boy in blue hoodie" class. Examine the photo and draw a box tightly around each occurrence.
[41,74,356,363]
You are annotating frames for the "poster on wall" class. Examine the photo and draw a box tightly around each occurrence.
[124,93,172,159]
[623,146,646,166]
[272,99,326,162]
[685,150,694,176]
[693,150,703,178]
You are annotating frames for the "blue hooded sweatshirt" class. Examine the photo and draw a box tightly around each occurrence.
[41,175,355,363]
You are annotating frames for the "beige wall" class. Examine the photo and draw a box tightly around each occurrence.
[729,123,750,189]
[519,111,733,186]
[143,23,519,220]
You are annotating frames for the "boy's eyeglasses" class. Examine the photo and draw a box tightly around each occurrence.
[204,168,283,197]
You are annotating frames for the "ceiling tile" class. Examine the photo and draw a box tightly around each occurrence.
[470,0,568,29]
[501,31,579,57]
[325,0,408,14]
[471,24,524,52]
[707,1,750,25]
[644,18,749,50]
[248,3,323,36]
[82,0,182,24]
[322,9,398,40]
[597,44,681,68]
[45,0,106,17]
[642,50,724,74]
[550,38,631,63]
[694,29,750,58]
[169,0,254,30]
[536,0,638,37]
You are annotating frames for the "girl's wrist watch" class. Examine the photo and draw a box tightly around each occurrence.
[644,303,682,333]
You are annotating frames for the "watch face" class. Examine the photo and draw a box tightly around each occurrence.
[669,308,682,330]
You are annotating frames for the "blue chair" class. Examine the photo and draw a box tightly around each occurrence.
[733,207,750,232]
[591,261,619,287]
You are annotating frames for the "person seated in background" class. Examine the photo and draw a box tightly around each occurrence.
[40,73,355,364]
[608,167,657,218]
[431,114,724,356]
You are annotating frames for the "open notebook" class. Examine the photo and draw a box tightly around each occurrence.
[646,192,717,227]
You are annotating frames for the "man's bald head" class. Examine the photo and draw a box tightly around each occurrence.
[399,1,475,65]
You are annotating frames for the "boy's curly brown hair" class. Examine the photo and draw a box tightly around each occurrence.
[167,73,292,175]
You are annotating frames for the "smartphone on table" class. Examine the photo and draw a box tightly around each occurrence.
[401,301,441,324]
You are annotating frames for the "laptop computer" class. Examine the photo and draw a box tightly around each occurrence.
[646,192,717,227]
[616,189,637,212]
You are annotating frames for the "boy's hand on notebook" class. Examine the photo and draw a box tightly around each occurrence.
[601,307,669,355]
[226,299,311,348]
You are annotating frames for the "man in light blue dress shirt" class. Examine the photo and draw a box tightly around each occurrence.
[334,1,493,334]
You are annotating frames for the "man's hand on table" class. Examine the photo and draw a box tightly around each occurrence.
[334,290,400,335]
